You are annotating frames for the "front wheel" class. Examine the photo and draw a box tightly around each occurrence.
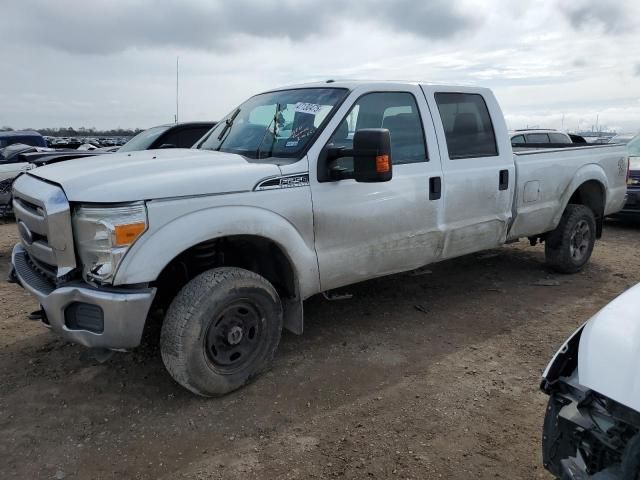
[545,204,596,274]
[160,267,283,397]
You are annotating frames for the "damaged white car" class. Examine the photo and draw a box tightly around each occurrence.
[542,283,640,479]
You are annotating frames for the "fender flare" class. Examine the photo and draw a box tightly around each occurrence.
[551,163,608,228]
[114,205,320,300]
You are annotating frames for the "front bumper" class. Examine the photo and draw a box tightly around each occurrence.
[613,188,640,218]
[10,243,156,350]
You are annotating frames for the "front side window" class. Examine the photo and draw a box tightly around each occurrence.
[527,133,550,143]
[326,91,427,170]
[177,127,212,148]
[511,135,525,145]
[198,88,348,160]
[435,93,498,159]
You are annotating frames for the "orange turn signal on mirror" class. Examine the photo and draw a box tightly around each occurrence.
[376,154,390,173]
[114,222,146,247]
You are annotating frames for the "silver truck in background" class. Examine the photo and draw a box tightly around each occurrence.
[8,81,628,396]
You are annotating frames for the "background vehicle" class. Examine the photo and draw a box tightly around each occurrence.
[0,130,47,148]
[510,129,574,148]
[9,81,628,397]
[615,134,640,219]
[118,122,216,152]
[0,144,108,216]
[541,283,640,479]
[608,133,638,145]
[0,122,216,215]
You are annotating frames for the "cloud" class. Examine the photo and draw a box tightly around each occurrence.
[635,63,640,77]
[1,0,478,55]
[559,0,636,34]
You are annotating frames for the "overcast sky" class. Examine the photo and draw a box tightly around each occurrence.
[1,0,639,133]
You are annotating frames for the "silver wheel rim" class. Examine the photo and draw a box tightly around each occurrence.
[569,220,591,262]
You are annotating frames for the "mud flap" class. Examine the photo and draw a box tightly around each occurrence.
[283,298,303,335]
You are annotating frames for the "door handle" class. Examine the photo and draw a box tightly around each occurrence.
[499,169,509,191]
[429,176,441,200]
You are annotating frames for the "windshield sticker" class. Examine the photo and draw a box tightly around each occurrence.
[294,102,323,115]
[285,140,299,147]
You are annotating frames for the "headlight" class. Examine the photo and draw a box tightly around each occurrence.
[72,203,147,283]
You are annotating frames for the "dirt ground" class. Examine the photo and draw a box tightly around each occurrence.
[1,219,639,480]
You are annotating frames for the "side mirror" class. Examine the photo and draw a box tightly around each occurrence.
[353,128,392,183]
[158,143,177,149]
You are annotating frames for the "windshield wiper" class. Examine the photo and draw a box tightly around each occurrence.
[257,103,282,160]
[217,108,241,143]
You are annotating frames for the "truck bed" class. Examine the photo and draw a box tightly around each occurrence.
[508,144,628,240]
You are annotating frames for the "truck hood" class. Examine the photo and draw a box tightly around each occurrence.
[29,148,281,202]
[577,283,640,412]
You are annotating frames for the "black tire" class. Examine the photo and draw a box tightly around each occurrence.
[160,267,283,397]
[621,433,640,480]
[545,204,596,274]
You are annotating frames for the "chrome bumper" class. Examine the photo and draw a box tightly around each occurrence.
[11,243,156,350]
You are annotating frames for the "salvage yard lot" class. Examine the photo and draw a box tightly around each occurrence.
[1,220,638,480]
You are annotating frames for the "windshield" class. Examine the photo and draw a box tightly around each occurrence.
[119,125,171,152]
[197,88,348,159]
[627,134,640,158]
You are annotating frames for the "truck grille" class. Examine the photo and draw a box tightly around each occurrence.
[12,174,76,279]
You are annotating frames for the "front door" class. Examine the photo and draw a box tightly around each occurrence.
[309,86,444,292]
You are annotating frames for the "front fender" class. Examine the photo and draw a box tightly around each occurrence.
[114,203,320,299]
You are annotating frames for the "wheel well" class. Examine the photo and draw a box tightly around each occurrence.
[567,180,605,238]
[151,235,297,313]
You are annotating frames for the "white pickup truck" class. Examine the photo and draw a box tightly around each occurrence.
[9,81,628,396]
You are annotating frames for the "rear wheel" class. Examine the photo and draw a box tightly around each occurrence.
[545,204,596,273]
[160,267,283,397]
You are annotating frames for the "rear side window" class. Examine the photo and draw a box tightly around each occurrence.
[548,132,572,144]
[435,93,498,159]
[526,133,550,143]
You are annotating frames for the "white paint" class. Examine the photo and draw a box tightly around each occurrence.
[577,283,640,412]
[21,80,629,314]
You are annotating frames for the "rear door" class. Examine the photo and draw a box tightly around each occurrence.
[421,86,515,259]
[309,85,444,291]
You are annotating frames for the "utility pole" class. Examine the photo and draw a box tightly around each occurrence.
[175,56,179,124]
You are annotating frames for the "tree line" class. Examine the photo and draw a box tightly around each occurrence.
[0,126,143,137]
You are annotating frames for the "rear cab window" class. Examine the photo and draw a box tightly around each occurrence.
[526,133,550,143]
[434,93,498,159]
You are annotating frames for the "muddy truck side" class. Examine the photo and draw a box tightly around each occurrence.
[8,81,628,396]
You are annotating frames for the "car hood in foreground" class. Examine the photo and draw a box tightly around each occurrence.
[578,282,640,412]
